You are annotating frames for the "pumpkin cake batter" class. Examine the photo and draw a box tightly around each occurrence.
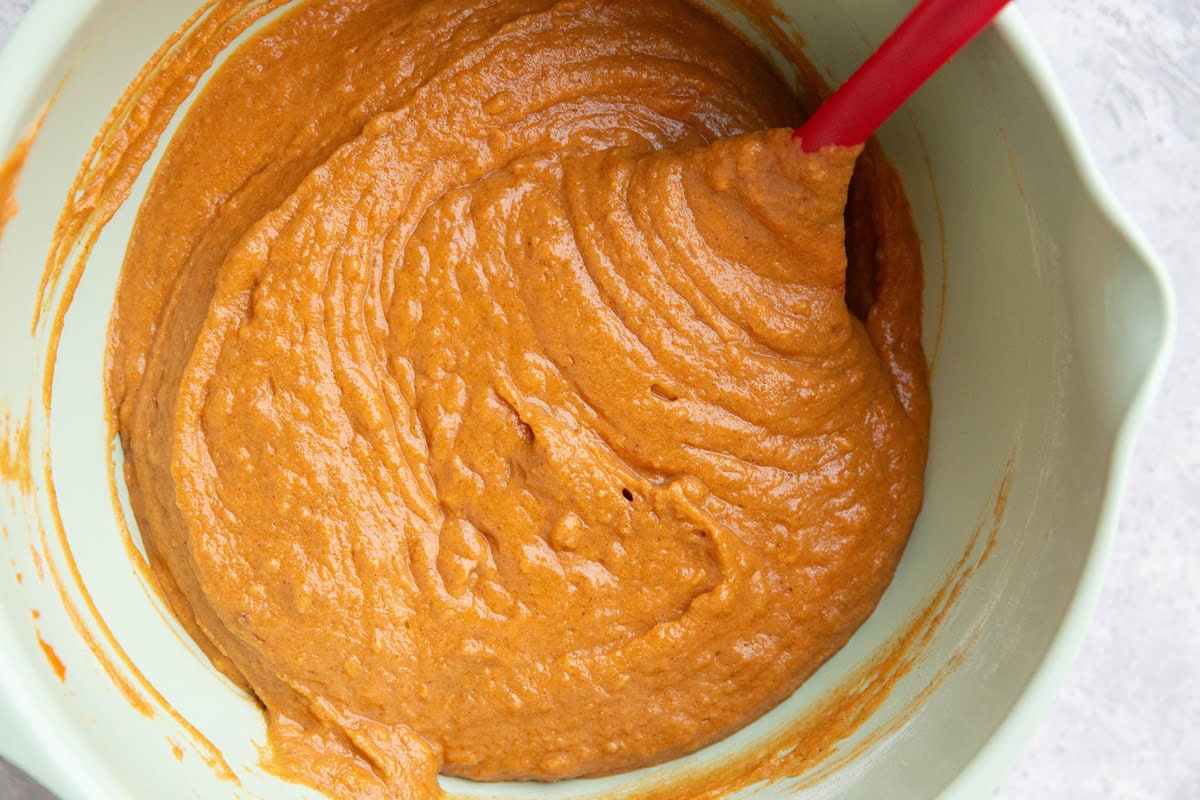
[106,0,929,796]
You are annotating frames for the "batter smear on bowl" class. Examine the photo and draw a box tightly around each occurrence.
[106,0,929,796]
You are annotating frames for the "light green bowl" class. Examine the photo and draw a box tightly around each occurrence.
[0,1,1174,798]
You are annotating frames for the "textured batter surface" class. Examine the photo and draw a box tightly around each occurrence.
[103,0,926,797]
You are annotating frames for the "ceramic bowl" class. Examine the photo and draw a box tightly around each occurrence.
[0,1,1174,798]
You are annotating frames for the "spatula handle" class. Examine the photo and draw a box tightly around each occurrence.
[794,0,1012,151]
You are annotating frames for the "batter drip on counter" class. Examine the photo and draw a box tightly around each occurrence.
[106,0,929,796]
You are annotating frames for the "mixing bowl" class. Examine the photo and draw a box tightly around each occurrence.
[0,1,1174,798]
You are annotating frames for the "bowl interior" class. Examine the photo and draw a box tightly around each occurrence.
[0,1,1172,799]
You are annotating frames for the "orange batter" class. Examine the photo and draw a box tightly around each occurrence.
[106,0,928,797]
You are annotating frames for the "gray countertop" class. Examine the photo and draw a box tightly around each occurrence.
[2,0,1197,797]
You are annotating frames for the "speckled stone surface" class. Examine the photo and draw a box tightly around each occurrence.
[1,1,1196,798]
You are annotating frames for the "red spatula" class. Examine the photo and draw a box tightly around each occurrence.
[794,0,1012,152]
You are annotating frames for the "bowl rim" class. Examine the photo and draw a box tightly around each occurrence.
[0,2,1177,799]
[930,8,1177,798]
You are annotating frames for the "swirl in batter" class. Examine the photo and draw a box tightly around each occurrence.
[107,0,929,796]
